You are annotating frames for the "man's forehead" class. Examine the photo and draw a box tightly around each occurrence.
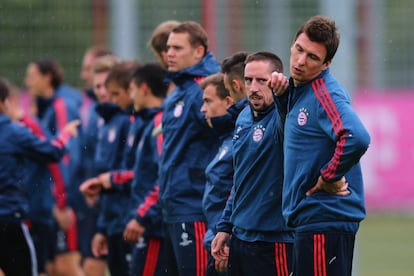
[167,32,189,43]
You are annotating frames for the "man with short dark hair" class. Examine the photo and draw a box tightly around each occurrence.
[212,52,294,276]
[25,59,84,276]
[123,62,169,276]
[270,16,371,275]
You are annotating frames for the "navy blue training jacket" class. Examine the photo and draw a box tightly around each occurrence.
[202,98,248,250]
[36,88,82,208]
[216,104,294,243]
[158,52,220,223]
[109,108,160,192]
[283,68,371,233]
[129,110,164,237]
[93,103,130,236]
[0,114,70,222]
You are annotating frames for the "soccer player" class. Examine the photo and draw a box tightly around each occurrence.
[270,16,371,275]
[80,56,133,276]
[159,21,220,275]
[77,45,112,276]
[25,59,84,276]
[212,52,294,275]
[0,78,79,276]
[122,63,169,275]
[6,80,73,276]
[199,73,235,275]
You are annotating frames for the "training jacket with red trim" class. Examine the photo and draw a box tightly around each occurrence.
[129,110,164,237]
[159,52,220,223]
[0,114,71,222]
[283,68,371,233]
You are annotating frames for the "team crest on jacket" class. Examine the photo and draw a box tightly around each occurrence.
[127,133,135,147]
[107,128,116,143]
[252,125,266,142]
[297,108,309,126]
[173,101,184,118]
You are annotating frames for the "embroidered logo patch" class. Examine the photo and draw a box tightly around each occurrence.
[297,108,309,126]
[127,134,135,147]
[173,101,184,118]
[107,128,116,143]
[179,223,193,247]
[252,125,266,142]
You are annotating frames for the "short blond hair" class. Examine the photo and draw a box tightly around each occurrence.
[93,55,119,74]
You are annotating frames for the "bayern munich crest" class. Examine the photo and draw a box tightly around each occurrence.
[174,101,184,118]
[252,125,266,142]
[107,128,116,143]
[297,107,309,126]
[127,134,135,147]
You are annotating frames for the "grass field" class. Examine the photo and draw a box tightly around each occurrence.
[355,214,414,276]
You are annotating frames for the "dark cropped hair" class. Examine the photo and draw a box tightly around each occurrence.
[200,73,229,100]
[0,78,10,102]
[131,63,168,99]
[295,15,340,63]
[245,51,283,73]
[172,21,209,56]
[32,59,64,90]
[221,51,249,81]
[105,60,140,90]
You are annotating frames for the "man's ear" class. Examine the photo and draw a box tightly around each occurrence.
[232,79,242,92]
[194,45,205,60]
[322,60,332,71]
[141,83,149,95]
[224,95,234,108]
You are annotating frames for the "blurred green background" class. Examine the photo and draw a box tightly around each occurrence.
[1,0,414,90]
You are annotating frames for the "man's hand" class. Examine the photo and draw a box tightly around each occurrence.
[211,232,231,262]
[53,206,74,231]
[123,219,146,243]
[79,177,102,197]
[97,172,112,190]
[214,246,229,273]
[306,176,350,196]
[91,233,108,257]
[268,71,289,96]
[62,120,81,137]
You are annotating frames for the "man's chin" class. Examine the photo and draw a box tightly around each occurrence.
[168,66,178,72]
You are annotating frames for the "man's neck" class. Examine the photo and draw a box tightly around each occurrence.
[41,87,55,99]
[145,97,164,109]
